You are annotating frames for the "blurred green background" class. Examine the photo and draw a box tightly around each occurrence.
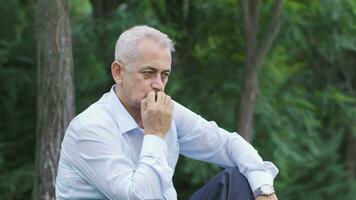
[0,0,355,199]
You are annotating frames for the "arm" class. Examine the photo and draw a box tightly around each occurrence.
[173,101,279,193]
[69,91,174,199]
[70,123,173,200]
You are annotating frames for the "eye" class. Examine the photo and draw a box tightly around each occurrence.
[161,72,170,79]
[141,70,154,77]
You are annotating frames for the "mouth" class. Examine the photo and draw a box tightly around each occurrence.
[145,91,161,102]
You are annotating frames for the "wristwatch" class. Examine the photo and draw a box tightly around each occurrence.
[253,184,275,198]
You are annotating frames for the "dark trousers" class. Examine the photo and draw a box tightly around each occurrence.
[189,168,254,200]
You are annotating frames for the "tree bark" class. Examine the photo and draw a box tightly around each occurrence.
[345,132,356,178]
[237,0,283,141]
[34,0,75,199]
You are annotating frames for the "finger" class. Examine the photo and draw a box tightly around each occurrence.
[141,98,147,112]
[156,91,165,105]
[146,91,155,107]
[168,99,174,111]
[164,95,171,105]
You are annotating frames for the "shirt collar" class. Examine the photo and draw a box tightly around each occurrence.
[108,85,139,134]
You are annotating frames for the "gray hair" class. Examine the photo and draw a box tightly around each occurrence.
[114,25,175,65]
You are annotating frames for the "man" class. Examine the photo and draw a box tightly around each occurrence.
[56,25,279,200]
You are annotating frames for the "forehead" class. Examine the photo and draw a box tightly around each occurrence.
[134,39,172,70]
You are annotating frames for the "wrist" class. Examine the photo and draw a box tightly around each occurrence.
[253,184,275,198]
[141,135,168,162]
[144,131,165,139]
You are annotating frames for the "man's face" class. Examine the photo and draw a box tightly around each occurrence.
[115,39,172,110]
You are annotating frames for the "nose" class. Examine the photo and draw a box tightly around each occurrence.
[151,74,164,91]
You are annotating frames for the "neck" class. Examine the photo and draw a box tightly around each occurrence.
[114,86,143,128]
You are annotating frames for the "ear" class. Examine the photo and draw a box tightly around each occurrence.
[111,61,124,84]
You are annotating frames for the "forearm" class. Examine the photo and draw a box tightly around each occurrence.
[115,135,174,199]
[227,133,279,192]
[72,127,173,199]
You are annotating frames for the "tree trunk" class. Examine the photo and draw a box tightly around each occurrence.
[34,0,75,199]
[237,65,259,141]
[236,0,283,141]
[345,132,356,178]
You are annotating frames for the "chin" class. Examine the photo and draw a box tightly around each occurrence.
[131,101,141,108]
[135,99,144,108]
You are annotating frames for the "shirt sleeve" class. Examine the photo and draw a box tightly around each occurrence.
[69,123,173,200]
[173,101,279,192]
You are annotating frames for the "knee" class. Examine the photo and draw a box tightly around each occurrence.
[223,167,244,178]
[223,167,250,185]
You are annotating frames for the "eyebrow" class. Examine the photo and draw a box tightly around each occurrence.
[140,66,171,73]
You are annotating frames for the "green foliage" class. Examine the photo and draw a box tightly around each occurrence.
[0,0,36,198]
[255,57,356,199]
[0,0,355,199]
[252,1,356,197]
[0,164,34,199]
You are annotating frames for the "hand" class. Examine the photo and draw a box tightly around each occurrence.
[141,91,174,139]
[255,194,278,200]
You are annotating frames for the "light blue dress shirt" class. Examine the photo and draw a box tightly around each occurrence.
[56,86,278,200]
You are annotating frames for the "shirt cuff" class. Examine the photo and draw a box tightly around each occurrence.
[245,170,274,192]
[140,135,168,161]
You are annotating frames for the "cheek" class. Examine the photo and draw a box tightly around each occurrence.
[134,80,152,97]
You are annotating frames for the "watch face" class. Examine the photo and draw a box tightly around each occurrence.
[261,185,274,194]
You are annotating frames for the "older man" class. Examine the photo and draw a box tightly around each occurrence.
[56,25,279,200]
